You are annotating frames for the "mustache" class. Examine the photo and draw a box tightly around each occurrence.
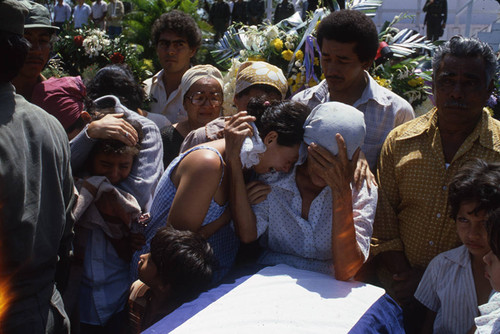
[325,75,343,80]
[444,101,468,109]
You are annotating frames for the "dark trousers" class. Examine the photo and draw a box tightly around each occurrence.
[426,15,443,42]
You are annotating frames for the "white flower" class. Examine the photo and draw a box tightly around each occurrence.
[266,26,279,41]
[285,41,293,50]
[295,60,302,68]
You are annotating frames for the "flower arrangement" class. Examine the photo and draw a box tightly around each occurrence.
[49,27,154,83]
[211,1,449,111]
[213,10,328,98]
[372,56,433,109]
[212,1,386,100]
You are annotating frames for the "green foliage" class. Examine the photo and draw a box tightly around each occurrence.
[372,56,432,108]
[52,26,153,82]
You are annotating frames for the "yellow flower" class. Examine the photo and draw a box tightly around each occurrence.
[272,38,283,52]
[407,79,418,87]
[296,72,302,83]
[408,77,425,87]
[314,57,319,66]
[308,78,318,87]
[320,73,325,81]
[287,78,294,86]
[248,54,265,61]
[282,49,293,61]
[295,50,304,61]
[374,76,391,89]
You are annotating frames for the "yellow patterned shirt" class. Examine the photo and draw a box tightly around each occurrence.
[371,108,500,270]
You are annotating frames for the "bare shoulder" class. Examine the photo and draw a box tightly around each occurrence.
[177,148,224,177]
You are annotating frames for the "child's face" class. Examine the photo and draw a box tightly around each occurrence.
[484,250,500,291]
[138,253,159,287]
[91,152,133,185]
[456,201,490,259]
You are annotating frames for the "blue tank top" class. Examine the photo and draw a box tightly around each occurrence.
[132,146,239,283]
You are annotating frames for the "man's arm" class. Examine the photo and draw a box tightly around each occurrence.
[371,131,405,257]
[371,132,423,303]
[55,141,77,293]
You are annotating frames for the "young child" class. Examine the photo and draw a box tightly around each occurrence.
[129,226,215,333]
[414,159,500,334]
[474,207,500,333]
[68,119,146,334]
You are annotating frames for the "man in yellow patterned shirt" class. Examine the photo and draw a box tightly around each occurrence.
[371,35,500,333]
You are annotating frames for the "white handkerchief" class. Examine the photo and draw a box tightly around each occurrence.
[240,122,267,169]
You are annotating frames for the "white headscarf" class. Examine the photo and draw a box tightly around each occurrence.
[303,102,366,159]
[180,64,224,99]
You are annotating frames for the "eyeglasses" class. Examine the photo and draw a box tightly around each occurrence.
[186,92,223,107]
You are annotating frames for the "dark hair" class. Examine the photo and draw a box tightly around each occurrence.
[86,65,145,111]
[151,10,202,50]
[0,32,30,82]
[88,118,143,162]
[486,207,500,258]
[432,35,498,85]
[448,159,500,220]
[246,98,310,147]
[316,10,379,63]
[150,226,214,299]
[235,84,282,100]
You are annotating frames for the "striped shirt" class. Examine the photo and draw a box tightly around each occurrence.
[292,73,415,171]
[415,245,488,333]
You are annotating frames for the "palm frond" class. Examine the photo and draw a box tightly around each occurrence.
[346,0,383,16]
[212,27,247,64]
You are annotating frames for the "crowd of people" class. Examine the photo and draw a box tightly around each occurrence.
[1,0,500,334]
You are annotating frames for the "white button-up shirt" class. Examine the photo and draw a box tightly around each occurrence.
[73,3,91,28]
[253,165,377,275]
[415,245,487,334]
[143,69,187,124]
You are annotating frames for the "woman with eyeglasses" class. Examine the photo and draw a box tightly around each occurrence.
[132,97,311,283]
[161,65,224,167]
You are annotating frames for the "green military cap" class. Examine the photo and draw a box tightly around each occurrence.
[24,1,59,31]
[0,0,29,35]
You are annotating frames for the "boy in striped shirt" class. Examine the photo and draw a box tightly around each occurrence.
[415,159,500,333]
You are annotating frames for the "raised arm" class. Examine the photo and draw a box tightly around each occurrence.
[224,112,260,243]
[307,134,364,281]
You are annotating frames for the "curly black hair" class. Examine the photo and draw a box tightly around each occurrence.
[448,159,500,220]
[246,98,311,147]
[316,10,379,63]
[86,64,145,112]
[151,10,202,50]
